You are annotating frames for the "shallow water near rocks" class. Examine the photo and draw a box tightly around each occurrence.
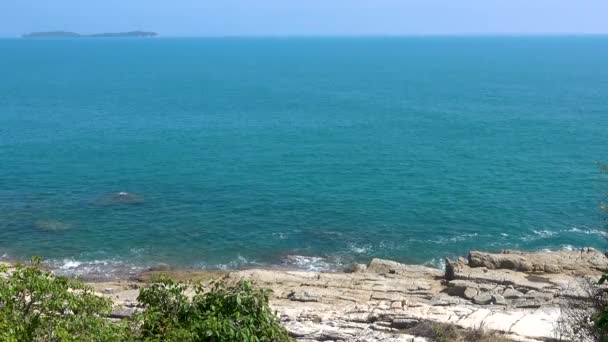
[1,37,607,277]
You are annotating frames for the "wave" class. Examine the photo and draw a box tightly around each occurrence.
[281,255,338,272]
[532,229,556,238]
[347,243,371,254]
[424,257,446,271]
[564,227,608,237]
[212,255,263,270]
[46,258,144,280]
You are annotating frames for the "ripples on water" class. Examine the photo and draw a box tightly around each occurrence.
[0,37,607,277]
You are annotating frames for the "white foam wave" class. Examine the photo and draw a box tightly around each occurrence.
[272,232,287,240]
[46,258,144,280]
[282,255,335,272]
[348,243,371,254]
[564,227,608,237]
[60,260,82,270]
[212,255,265,270]
[533,229,556,237]
[424,258,446,271]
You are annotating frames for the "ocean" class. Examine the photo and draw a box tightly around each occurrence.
[1,37,607,278]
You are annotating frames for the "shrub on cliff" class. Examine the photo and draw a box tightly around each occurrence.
[1,259,291,341]
[132,276,291,341]
[0,257,127,342]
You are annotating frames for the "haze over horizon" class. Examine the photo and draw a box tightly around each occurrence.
[2,0,608,37]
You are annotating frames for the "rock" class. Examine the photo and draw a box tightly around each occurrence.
[444,258,458,280]
[445,252,596,300]
[463,287,478,300]
[110,307,137,319]
[502,288,524,299]
[350,263,368,273]
[447,280,478,291]
[468,248,608,275]
[391,318,419,329]
[221,251,589,341]
[446,280,479,300]
[103,288,117,294]
[391,301,403,309]
[469,251,534,272]
[146,263,171,272]
[491,294,507,305]
[288,291,320,302]
[525,291,554,302]
[367,259,402,274]
[366,259,441,278]
[512,298,543,308]
[96,192,144,206]
[33,219,71,232]
[472,293,493,305]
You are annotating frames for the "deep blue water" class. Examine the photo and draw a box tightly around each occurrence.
[1,37,607,277]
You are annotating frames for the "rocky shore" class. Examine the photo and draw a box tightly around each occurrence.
[6,248,607,341]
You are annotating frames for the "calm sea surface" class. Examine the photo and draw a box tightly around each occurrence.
[1,37,607,277]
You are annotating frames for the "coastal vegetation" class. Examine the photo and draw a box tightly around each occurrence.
[0,258,127,341]
[0,259,290,341]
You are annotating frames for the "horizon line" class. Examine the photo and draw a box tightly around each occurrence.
[3,32,608,39]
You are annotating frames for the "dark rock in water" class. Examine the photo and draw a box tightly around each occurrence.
[146,263,171,272]
[33,219,71,232]
[95,192,144,206]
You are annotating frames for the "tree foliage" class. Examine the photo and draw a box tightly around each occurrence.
[0,259,291,341]
[133,276,291,341]
[0,257,127,342]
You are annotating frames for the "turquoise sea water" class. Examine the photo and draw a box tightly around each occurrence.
[1,37,607,278]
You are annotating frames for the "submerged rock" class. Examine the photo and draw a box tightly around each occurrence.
[33,219,71,232]
[95,192,144,206]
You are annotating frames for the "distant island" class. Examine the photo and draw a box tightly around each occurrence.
[22,31,158,38]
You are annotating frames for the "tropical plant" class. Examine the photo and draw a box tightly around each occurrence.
[132,276,291,341]
[0,257,127,342]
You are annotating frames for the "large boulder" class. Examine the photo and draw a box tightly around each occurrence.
[467,248,608,275]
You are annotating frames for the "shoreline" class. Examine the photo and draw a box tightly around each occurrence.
[87,247,608,341]
[0,244,594,283]
[3,247,607,341]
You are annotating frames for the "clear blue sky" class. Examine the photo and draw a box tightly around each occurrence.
[1,0,607,37]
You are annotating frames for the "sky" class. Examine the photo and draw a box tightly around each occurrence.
[1,0,608,37]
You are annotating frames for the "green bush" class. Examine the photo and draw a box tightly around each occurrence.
[133,276,291,341]
[0,259,291,341]
[0,257,127,342]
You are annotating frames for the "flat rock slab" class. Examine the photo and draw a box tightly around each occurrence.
[90,249,603,342]
[226,255,577,341]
